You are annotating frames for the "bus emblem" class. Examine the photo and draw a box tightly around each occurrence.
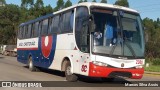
[41,36,53,58]
[121,63,124,67]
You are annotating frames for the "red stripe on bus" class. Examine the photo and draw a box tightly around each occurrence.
[17,48,38,50]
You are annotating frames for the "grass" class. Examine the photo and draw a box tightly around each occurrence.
[145,65,160,72]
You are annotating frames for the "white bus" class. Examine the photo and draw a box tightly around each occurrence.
[17,2,145,81]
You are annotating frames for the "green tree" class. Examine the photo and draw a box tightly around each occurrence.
[157,18,160,27]
[35,0,44,8]
[142,18,160,58]
[0,4,21,44]
[64,0,72,8]
[54,0,64,11]
[84,0,87,2]
[21,0,34,8]
[92,0,96,2]
[78,0,83,3]
[157,18,160,23]
[34,0,44,17]
[101,0,107,3]
[42,5,53,15]
[0,0,6,4]
[115,0,129,7]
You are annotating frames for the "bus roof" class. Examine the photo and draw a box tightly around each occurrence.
[20,2,138,27]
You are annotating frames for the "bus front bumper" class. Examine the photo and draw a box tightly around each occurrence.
[88,62,144,79]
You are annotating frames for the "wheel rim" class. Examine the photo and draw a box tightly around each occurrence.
[29,60,33,69]
[66,66,72,75]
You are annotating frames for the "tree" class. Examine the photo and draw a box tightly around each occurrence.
[78,0,83,3]
[157,18,160,27]
[115,0,129,7]
[0,0,6,4]
[21,0,34,8]
[54,0,64,11]
[101,0,107,3]
[64,0,72,8]
[142,18,160,58]
[34,0,44,17]
[92,0,96,2]
[157,18,160,23]
[84,0,87,2]
[35,0,44,8]
[0,4,21,44]
[42,5,53,15]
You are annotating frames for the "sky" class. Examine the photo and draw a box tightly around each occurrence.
[6,0,160,20]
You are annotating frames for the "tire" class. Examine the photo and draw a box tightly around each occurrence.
[65,61,78,82]
[28,57,36,71]
[101,77,115,82]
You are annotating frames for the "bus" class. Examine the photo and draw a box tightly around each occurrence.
[17,2,145,81]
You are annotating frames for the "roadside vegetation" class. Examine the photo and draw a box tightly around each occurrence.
[145,58,160,72]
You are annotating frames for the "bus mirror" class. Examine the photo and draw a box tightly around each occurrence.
[89,20,95,32]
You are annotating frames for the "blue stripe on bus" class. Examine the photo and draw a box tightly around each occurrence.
[17,35,57,68]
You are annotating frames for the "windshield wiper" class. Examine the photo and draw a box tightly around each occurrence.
[123,39,136,57]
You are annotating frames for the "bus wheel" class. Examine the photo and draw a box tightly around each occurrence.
[28,57,36,71]
[65,61,78,82]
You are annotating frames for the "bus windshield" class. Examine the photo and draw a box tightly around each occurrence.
[91,8,145,58]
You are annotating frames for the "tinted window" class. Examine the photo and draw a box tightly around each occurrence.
[41,19,49,36]
[52,15,60,33]
[24,25,28,38]
[75,7,89,53]
[18,27,23,39]
[65,11,73,32]
[60,10,74,33]
[48,17,53,34]
[31,23,35,37]
[34,22,39,37]
[39,21,42,36]
[28,24,32,38]
[60,14,64,33]
[70,11,74,31]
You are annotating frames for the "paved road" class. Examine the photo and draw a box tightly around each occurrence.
[0,55,159,90]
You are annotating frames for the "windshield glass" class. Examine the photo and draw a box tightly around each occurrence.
[91,8,145,58]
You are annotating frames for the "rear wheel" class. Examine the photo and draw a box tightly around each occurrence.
[65,61,78,82]
[28,57,36,71]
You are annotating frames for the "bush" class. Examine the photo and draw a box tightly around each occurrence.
[152,58,160,65]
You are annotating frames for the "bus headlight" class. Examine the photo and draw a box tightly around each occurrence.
[92,61,108,67]
[135,65,143,69]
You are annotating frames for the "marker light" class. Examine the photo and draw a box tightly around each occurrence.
[92,61,108,67]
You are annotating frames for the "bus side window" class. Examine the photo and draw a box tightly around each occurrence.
[60,13,64,33]
[31,23,35,38]
[48,17,53,35]
[21,26,24,39]
[19,27,23,39]
[34,22,39,37]
[52,15,60,34]
[61,10,74,33]
[41,19,49,36]
[24,25,28,39]
[39,21,42,36]
[28,24,32,38]
[65,11,73,32]
[70,10,74,32]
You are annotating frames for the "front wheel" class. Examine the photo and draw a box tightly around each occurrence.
[65,61,78,82]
